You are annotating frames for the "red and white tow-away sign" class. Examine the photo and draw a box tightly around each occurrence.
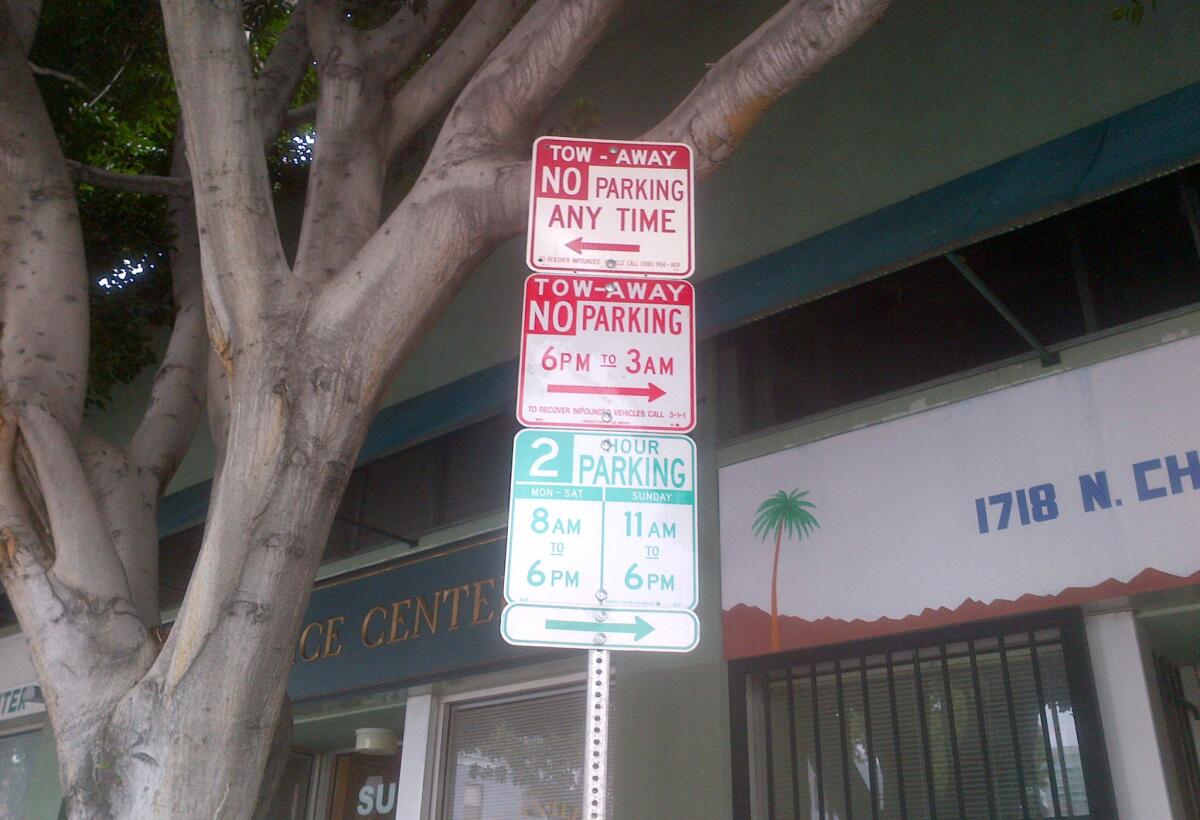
[526,136,694,277]
[517,274,695,433]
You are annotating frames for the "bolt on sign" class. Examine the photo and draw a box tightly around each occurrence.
[501,429,699,652]
[526,136,694,277]
[517,273,696,433]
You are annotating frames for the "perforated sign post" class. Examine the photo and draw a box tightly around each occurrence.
[501,429,699,653]
[517,273,695,433]
[526,136,694,277]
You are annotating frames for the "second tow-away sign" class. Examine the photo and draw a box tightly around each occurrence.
[527,136,694,277]
[518,274,695,433]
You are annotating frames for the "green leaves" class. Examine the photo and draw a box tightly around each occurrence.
[1110,0,1158,25]
[28,0,313,408]
[752,489,820,543]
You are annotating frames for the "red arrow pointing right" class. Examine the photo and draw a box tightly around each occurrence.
[547,382,666,402]
[566,237,641,255]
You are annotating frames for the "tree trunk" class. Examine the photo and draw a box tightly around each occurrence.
[770,522,783,652]
[58,339,372,818]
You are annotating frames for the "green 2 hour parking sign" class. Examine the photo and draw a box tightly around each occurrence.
[501,429,699,652]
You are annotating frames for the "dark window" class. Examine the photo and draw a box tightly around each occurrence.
[0,591,17,630]
[734,614,1114,819]
[718,167,1200,440]
[328,414,521,559]
[159,524,204,610]
[158,413,521,607]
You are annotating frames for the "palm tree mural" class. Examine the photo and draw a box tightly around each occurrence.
[753,489,820,651]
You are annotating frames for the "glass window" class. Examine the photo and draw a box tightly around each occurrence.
[439,688,585,820]
[261,750,315,820]
[325,747,403,820]
[753,626,1098,819]
[0,729,40,820]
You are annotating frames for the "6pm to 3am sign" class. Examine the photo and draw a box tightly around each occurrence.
[501,429,699,652]
[517,273,695,433]
[526,136,694,277]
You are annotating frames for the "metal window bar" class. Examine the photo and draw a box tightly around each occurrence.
[759,627,1091,819]
[786,669,801,819]
[967,639,999,819]
[764,671,777,819]
[939,644,968,817]
[912,652,939,819]
[811,662,825,817]
[859,662,879,820]
[885,652,909,818]
[835,659,854,820]
[998,635,1031,819]
[1028,632,1064,816]
[1048,691,1076,816]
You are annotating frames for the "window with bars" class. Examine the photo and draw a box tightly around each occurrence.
[737,616,1113,819]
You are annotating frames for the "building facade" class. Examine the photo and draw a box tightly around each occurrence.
[2,2,1200,818]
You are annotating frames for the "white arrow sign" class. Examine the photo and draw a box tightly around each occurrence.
[526,136,694,277]
[501,604,699,652]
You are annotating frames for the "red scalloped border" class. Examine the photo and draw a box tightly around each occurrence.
[722,566,1200,660]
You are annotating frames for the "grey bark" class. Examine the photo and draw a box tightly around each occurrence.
[0,0,893,815]
[65,159,189,197]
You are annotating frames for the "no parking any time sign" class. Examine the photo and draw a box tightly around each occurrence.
[526,136,694,277]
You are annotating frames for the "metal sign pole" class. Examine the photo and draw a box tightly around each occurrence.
[586,648,611,820]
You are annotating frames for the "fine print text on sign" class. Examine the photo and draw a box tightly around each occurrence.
[526,136,694,277]
[502,429,698,652]
[517,273,695,433]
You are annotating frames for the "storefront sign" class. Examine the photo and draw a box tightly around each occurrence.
[0,683,43,722]
[289,535,554,701]
[526,136,694,277]
[517,274,696,433]
[719,336,1200,659]
[502,429,699,651]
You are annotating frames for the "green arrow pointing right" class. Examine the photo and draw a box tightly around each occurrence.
[545,615,655,641]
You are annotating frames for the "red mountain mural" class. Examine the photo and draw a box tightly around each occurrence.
[723,566,1200,660]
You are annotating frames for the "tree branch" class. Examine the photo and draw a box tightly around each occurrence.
[255,0,313,143]
[84,45,132,108]
[65,159,189,196]
[643,0,893,178]
[15,406,131,602]
[0,5,89,436]
[489,0,894,239]
[129,146,207,504]
[293,0,453,283]
[281,102,315,131]
[428,0,624,166]
[361,0,455,85]
[293,0,387,281]
[206,346,231,481]
[8,0,42,56]
[79,428,161,625]
[28,60,91,93]
[384,0,523,166]
[0,408,154,791]
[160,0,293,346]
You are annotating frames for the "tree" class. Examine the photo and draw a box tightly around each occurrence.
[753,489,820,652]
[0,0,890,815]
